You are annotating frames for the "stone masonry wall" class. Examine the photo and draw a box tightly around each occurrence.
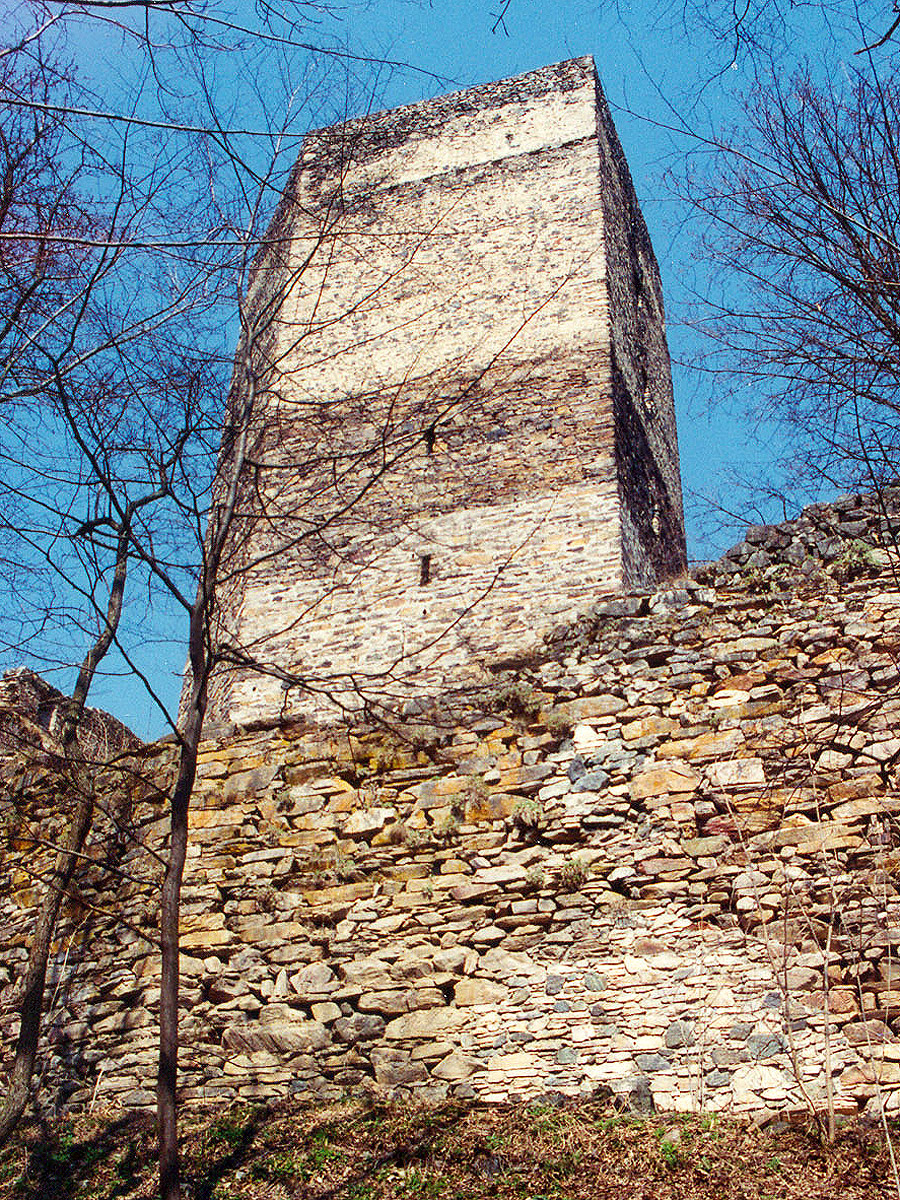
[594,86,683,588]
[3,494,900,1122]
[0,668,139,765]
[203,58,685,729]
[696,489,900,586]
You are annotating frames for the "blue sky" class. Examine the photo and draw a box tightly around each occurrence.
[3,1,881,734]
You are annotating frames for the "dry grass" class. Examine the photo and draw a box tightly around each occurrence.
[0,1096,894,1200]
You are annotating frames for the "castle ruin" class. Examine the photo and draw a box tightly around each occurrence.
[205,57,685,727]
[5,60,900,1144]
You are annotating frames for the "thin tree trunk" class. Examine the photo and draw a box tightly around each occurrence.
[0,784,94,1146]
[157,610,207,1200]
[0,524,129,1148]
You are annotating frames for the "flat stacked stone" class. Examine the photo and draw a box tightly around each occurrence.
[2,500,899,1120]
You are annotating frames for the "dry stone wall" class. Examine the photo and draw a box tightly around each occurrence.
[3,498,900,1122]
[203,57,685,729]
[0,668,139,764]
[696,489,900,587]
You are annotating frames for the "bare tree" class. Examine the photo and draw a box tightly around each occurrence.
[675,0,900,64]
[0,57,220,1127]
[686,64,900,503]
[0,6,320,1187]
[0,8,604,1200]
[0,501,139,1147]
[0,8,442,1199]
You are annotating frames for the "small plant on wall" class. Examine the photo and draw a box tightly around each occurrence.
[463,775,490,806]
[488,680,543,720]
[545,709,573,740]
[558,857,590,890]
[434,812,460,842]
[513,797,545,835]
[524,864,546,892]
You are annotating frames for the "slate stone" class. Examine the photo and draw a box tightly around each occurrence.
[843,1019,896,1046]
[556,1047,579,1064]
[705,1069,732,1089]
[545,975,564,995]
[567,757,587,782]
[664,1019,696,1049]
[432,1052,479,1081]
[357,989,408,1015]
[583,971,606,992]
[747,1033,785,1060]
[311,1002,341,1023]
[745,524,772,545]
[289,961,336,994]
[635,1053,670,1072]
[733,870,769,890]
[344,807,394,837]
[728,1023,755,1040]
[572,770,610,792]
[455,978,509,1006]
[332,1014,385,1044]
[591,597,646,618]
[223,1017,329,1055]
[784,967,819,990]
[371,1048,428,1086]
[385,1008,467,1039]
[605,752,639,772]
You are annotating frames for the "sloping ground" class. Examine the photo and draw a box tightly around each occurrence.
[0,1098,895,1200]
[1,492,900,1121]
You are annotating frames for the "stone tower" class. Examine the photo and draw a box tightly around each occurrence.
[204,57,686,727]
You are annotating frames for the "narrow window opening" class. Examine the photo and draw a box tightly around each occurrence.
[423,425,436,455]
[419,553,432,586]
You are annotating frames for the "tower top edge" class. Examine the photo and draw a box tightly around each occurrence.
[304,55,599,144]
